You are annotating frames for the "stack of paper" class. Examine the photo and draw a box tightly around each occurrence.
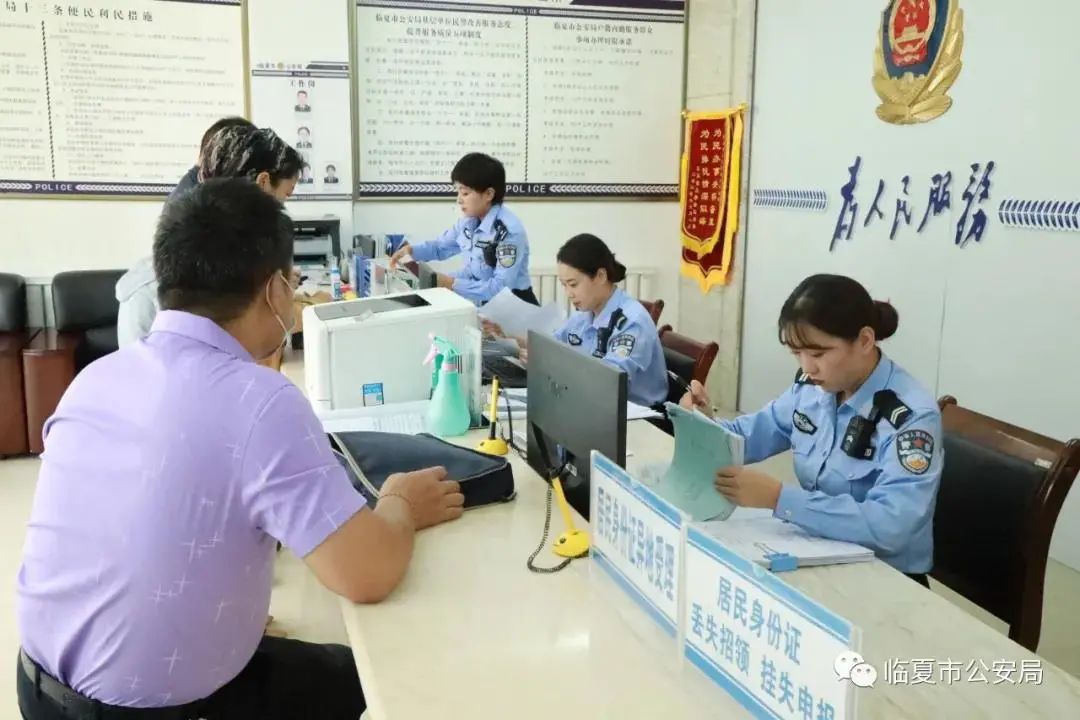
[699,516,875,568]
[478,288,565,339]
[319,401,429,435]
[650,402,744,521]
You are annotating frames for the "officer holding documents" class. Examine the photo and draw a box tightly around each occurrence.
[487,234,667,408]
[388,153,536,306]
[682,274,942,586]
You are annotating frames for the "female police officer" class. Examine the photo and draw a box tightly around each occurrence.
[389,153,537,305]
[486,234,668,408]
[683,274,942,586]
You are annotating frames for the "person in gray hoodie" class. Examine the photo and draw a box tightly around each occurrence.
[115,124,303,347]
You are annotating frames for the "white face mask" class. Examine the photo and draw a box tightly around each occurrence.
[259,271,293,361]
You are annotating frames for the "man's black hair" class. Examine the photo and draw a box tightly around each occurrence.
[200,127,303,185]
[154,178,294,324]
[451,153,506,204]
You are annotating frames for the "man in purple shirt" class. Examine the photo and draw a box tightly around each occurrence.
[17,178,465,719]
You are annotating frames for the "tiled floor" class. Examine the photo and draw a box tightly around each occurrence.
[4,353,1080,714]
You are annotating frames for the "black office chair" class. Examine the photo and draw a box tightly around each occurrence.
[22,270,124,454]
[649,326,719,435]
[932,396,1080,651]
[51,269,125,371]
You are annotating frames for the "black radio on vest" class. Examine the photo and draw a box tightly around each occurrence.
[593,309,625,358]
[482,220,509,268]
[841,389,903,459]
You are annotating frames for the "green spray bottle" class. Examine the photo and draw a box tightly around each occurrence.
[424,335,471,437]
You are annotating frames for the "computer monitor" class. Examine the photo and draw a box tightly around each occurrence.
[525,331,627,518]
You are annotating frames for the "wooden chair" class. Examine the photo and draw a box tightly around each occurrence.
[658,324,718,392]
[640,299,665,325]
[0,273,34,458]
[932,395,1080,651]
[647,326,720,435]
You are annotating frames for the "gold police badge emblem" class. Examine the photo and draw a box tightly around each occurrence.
[873,0,964,125]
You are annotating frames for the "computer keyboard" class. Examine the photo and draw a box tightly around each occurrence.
[482,355,528,388]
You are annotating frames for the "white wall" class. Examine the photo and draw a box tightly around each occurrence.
[1,0,736,334]
[743,0,1080,569]
[0,197,355,280]
[1,199,166,280]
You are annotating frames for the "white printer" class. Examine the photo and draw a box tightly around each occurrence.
[303,288,479,415]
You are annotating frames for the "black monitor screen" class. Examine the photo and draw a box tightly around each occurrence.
[526,331,627,518]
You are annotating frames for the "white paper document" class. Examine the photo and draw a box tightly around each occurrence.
[319,401,429,435]
[478,288,565,339]
[699,516,874,568]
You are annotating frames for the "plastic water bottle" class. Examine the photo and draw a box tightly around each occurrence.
[330,256,342,300]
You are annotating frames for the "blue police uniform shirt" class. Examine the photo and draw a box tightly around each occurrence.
[553,288,668,408]
[409,204,531,305]
[718,354,942,573]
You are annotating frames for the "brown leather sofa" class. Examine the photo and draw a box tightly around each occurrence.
[22,270,123,454]
[0,273,35,457]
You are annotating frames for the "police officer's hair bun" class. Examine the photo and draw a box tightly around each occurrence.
[873,301,899,340]
[778,274,899,347]
[610,260,627,284]
[557,233,625,284]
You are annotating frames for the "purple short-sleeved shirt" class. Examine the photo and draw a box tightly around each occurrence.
[17,310,365,707]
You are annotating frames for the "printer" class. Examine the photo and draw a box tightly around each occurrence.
[292,217,341,282]
[303,288,480,415]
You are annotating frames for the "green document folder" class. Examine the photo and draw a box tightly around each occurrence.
[653,402,745,521]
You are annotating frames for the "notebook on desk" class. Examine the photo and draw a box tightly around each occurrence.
[699,516,875,569]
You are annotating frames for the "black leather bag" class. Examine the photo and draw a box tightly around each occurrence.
[328,431,516,509]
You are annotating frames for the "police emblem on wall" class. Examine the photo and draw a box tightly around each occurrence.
[873,0,964,125]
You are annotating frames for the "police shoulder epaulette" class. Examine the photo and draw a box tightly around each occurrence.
[794,369,812,385]
[872,389,913,429]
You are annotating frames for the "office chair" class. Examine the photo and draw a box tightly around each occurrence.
[22,270,124,454]
[650,325,719,435]
[640,299,665,325]
[0,273,33,457]
[932,395,1080,651]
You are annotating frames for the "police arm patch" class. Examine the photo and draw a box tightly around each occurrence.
[567,333,582,346]
[896,429,934,475]
[609,333,636,358]
[496,242,518,268]
[792,411,817,435]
